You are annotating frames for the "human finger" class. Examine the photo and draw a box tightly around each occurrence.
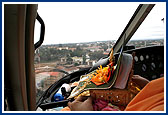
[132,75,149,88]
[84,96,93,103]
[90,91,96,100]
[83,97,94,111]
[75,96,88,102]
[68,101,72,108]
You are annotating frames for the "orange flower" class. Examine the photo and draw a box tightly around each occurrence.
[91,65,111,86]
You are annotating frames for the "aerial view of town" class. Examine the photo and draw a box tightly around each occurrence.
[35,39,164,101]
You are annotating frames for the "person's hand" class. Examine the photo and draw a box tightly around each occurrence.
[132,75,150,89]
[68,96,93,111]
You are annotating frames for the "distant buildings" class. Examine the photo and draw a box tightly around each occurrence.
[83,46,104,52]
[61,57,67,62]
[72,56,83,64]
[87,60,97,66]
[35,39,164,92]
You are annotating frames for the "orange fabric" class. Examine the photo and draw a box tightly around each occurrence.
[125,77,164,111]
[60,106,71,111]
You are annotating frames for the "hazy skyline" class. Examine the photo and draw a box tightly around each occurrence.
[34,2,166,45]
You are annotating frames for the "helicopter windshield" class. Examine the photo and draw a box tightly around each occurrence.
[34,2,165,104]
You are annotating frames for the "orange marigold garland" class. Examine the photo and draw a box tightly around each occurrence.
[91,48,115,86]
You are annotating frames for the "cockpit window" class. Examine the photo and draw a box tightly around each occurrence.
[127,3,165,48]
[34,2,165,103]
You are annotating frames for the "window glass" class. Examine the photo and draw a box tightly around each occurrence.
[127,3,165,48]
[34,2,165,103]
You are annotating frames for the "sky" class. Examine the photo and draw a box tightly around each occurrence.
[34,2,166,45]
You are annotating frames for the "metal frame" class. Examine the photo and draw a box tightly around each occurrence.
[113,4,155,54]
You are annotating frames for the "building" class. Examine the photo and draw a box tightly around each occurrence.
[57,47,69,50]
[61,57,67,62]
[68,48,76,52]
[72,56,83,64]
[87,60,97,66]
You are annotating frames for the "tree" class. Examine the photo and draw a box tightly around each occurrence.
[70,48,84,57]
[83,55,86,64]
[67,57,73,64]
[89,51,104,60]
[74,63,79,66]
[102,45,108,51]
